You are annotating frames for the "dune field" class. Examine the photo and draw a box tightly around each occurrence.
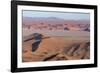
[22,16,90,62]
[22,29,90,62]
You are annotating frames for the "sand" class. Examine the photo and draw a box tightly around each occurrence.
[22,36,90,62]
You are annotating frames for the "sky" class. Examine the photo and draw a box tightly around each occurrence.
[22,10,90,20]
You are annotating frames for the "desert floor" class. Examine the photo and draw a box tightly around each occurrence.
[22,35,90,62]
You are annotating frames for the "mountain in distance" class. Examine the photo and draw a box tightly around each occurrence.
[23,17,90,31]
[23,17,89,24]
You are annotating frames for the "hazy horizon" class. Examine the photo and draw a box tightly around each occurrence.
[22,10,90,20]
